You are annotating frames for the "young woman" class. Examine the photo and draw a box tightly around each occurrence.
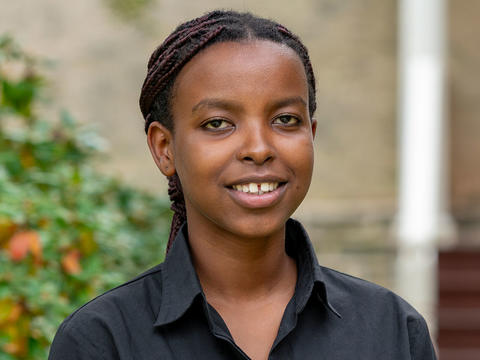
[49,10,437,360]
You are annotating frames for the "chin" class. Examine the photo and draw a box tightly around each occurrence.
[221,215,289,240]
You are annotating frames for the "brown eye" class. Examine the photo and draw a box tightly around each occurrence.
[203,119,232,130]
[273,115,300,126]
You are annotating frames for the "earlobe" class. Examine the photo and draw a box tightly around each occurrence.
[147,122,176,177]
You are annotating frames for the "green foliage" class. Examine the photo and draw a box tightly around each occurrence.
[104,0,155,22]
[0,35,170,359]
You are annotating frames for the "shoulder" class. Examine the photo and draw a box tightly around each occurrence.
[64,262,164,325]
[321,267,424,322]
[319,266,436,358]
[49,263,164,359]
[321,265,419,318]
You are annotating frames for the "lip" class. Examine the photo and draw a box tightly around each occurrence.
[225,175,288,187]
[226,182,287,209]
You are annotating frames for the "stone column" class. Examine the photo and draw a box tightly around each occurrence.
[394,0,456,334]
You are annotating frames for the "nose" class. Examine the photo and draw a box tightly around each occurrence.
[237,123,274,165]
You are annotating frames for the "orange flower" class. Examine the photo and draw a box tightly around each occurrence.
[61,249,82,275]
[7,231,42,262]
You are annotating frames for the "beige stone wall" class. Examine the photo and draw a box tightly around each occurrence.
[2,0,479,290]
[0,0,398,290]
[0,0,397,201]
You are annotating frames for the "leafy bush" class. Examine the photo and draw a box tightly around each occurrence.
[0,35,170,359]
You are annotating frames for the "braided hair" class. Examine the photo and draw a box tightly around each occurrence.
[139,10,317,253]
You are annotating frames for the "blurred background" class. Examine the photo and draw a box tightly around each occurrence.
[0,0,479,359]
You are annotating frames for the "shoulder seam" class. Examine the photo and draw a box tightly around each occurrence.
[52,313,108,360]
[320,265,389,288]
[408,316,422,360]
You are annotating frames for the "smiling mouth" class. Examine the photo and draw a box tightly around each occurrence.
[227,182,286,195]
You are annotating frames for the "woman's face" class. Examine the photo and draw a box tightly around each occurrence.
[156,40,316,240]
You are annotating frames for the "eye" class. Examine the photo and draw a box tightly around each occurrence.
[202,119,233,130]
[273,115,301,126]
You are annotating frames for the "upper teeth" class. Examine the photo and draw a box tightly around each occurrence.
[232,182,279,194]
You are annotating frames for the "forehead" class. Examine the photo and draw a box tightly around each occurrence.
[171,40,308,105]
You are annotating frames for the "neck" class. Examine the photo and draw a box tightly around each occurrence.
[187,219,297,303]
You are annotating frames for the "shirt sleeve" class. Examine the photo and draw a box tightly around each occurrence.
[408,316,438,360]
[48,311,114,360]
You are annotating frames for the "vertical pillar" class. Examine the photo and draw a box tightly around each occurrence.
[394,0,455,334]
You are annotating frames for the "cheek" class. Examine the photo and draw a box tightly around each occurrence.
[173,136,230,188]
[292,141,314,204]
[290,143,315,197]
[282,135,315,174]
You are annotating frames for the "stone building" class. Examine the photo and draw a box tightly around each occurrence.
[1,0,479,358]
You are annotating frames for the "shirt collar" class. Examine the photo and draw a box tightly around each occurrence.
[154,218,341,327]
[285,218,342,318]
[154,223,203,327]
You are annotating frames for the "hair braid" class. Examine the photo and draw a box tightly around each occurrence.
[140,25,225,129]
[277,25,317,114]
[139,10,317,253]
[166,173,186,252]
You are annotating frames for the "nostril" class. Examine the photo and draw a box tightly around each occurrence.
[239,147,275,165]
[242,154,273,164]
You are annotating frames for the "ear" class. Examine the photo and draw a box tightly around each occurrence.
[311,118,317,140]
[147,122,176,177]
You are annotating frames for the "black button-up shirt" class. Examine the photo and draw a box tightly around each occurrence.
[49,219,437,359]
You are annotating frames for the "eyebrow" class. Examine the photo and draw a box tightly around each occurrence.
[191,96,307,114]
[191,98,242,114]
[269,96,307,111]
